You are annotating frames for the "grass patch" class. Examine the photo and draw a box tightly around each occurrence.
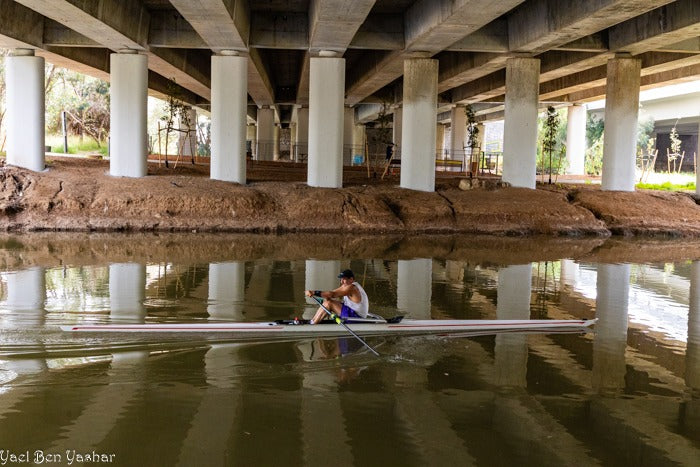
[636,181,696,191]
[46,135,108,155]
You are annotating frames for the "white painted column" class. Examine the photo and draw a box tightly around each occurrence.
[502,57,540,189]
[295,107,309,162]
[397,259,432,319]
[392,106,403,148]
[495,264,532,387]
[246,124,257,159]
[343,107,354,166]
[109,263,146,321]
[400,57,438,192]
[304,260,341,319]
[352,123,366,164]
[207,262,245,320]
[450,105,466,159]
[211,52,247,183]
[566,104,586,175]
[696,123,700,196]
[436,123,445,158]
[273,125,280,160]
[110,50,148,177]
[308,52,345,187]
[178,107,197,157]
[257,106,275,161]
[687,261,700,390]
[592,263,630,394]
[6,267,45,313]
[6,49,45,172]
[601,56,641,191]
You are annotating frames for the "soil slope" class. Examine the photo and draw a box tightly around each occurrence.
[0,157,698,237]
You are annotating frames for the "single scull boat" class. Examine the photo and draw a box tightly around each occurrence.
[61,317,597,338]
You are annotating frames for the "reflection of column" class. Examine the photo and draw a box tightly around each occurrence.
[49,351,148,453]
[304,260,341,319]
[687,261,700,390]
[178,343,244,466]
[397,259,432,318]
[6,267,45,313]
[560,259,579,289]
[207,262,245,320]
[109,263,146,321]
[592,263,630,394]
[495,264,531,387]
[301,362,353,465]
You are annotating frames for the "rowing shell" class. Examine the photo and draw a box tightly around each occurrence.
[60,318,597,337]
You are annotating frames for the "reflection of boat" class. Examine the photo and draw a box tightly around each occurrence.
[61,318,597,337]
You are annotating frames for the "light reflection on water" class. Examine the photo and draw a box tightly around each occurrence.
[0,233,698,466]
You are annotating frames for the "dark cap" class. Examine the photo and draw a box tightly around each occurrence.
[337,269,354,279]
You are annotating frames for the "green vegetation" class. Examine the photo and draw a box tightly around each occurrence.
[636,181,695,191]
[46,135,108,156]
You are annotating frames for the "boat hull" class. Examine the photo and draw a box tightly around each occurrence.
[60,319,597,337]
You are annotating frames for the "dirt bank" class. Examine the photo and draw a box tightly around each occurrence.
[0,157,699,237]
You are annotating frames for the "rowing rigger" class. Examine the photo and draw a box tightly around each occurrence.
[60,317,597,337]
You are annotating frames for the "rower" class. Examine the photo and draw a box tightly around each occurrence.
[305,269,369,324]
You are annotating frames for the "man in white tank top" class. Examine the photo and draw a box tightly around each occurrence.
[305,269,369,324]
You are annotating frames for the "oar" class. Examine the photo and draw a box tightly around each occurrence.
[310,295,379,357]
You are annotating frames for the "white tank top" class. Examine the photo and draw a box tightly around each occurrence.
[342,282,369,318]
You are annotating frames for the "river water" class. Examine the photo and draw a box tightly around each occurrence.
[0,233,698,466]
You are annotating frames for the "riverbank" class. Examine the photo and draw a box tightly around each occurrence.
[1,156,699,237]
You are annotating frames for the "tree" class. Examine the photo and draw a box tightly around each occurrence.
[158,80,195,167]
[465,104,479,176]
[541,106,561,183]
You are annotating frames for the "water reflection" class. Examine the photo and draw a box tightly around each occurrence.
[0,233,698,466]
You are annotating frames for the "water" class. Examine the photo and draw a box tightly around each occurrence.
[0,233,698,466]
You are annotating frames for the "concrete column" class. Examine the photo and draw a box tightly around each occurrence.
[502,57,540,189]
[400,57,438,192]
[273,125,280,160]
[450,105,466,159]
[178,107,197,157]
[6,267,45,313]
[6,49,44,172]
[592,263,630,394]
[495,264,532,387]
[109,263,146,321]
[601,56,641,191]
[211,53,247,182]
[688,261,700,390]
[352,123,366,161]
[436,123,445,158]
[295,107,309,162]
[207,262,245,320]
[308,53,345,187]
[566,104,586,175]
[392,106,403,148]
[257,106,275,161]
[343,107,354,166]
[246,124,257,158]
[304,260,342,319]
[109,51,148,177]
[696,123,700,197]
[397,259,432,319]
